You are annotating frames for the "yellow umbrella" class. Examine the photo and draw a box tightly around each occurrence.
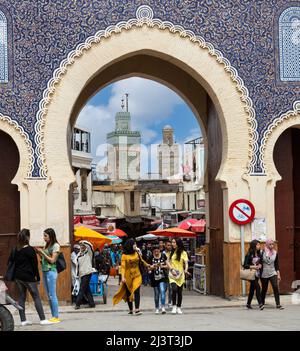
[74,226,112,249]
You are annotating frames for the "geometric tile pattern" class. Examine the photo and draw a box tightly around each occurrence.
[0,10,8,83]
[0,1,299,175]
[279,7,300,81]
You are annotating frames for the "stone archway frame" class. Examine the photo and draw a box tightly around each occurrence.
[261,100,300,180]
[35,5,258,180]
[0,113,34,182]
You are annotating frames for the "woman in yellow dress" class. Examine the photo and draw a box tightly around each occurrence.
[113,238,150,315]
[168,238,190,315]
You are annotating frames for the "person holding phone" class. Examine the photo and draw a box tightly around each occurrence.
[36,228,61,323]
[149,245,169,314]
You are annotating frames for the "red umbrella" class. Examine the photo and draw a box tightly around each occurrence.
[190,219,206,233]
[178,218,198,230]
[113,229,128,238]
[148,227,197,238]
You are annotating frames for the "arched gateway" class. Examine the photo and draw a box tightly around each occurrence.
[3,6,288,301]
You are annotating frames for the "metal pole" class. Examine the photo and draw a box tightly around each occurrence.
[240,225,246,296]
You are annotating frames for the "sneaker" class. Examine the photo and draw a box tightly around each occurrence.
[155,309,160,314]
[21,320,32,326]
[40,319,55,325]
[177,307,183,314]
[259,304,264,310]
[161,307,166,314]
[128,311,133,315]
[74,305,80,310]
[135,310,143,316]
[246,304,253,309]
[48,317,61,323]
[168,303,172,309]
[276,305,284,310]
[172,306,177,314]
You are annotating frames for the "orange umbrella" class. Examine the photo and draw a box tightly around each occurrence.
[148,227,197,238]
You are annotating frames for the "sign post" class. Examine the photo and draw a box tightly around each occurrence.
[229,199,255,296]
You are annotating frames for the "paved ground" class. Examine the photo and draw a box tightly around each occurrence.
[10,276,300,331]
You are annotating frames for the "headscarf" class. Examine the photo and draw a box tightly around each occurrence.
[265,238,276,257]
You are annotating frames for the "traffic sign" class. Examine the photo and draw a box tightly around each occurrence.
[229,199,255,225]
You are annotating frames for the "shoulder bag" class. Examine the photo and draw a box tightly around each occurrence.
[240,267,256,281]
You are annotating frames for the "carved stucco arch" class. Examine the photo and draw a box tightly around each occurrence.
[39,5,255,184]
[0,113,34,183]
[262,101,300,182]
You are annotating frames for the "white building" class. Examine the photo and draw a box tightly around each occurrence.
[72,126,93,214]
[182,137,205,211]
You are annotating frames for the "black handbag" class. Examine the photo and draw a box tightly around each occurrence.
[56,252,67,273]
[4,248,16,281]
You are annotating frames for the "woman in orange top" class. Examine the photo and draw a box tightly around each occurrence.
[113,239,149,315]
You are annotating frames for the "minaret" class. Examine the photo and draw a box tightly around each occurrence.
[157,125,180,179]
[106,94,141,180]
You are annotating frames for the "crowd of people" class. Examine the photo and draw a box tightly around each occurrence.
[112,238,191,315]
[4,227,285,328]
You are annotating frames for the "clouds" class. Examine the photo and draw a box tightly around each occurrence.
[77,77,185,160]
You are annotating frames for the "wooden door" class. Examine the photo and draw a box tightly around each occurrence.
[207,98,224,296]
[292,129,300,281]
[0,131,20,277]
[274,129,295,292]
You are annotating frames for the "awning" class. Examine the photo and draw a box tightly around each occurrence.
[191,219,206,233]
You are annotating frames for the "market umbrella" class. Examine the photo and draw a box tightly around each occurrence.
[75,223,105,233]
[178,218,198,230]
[136,234,161,241]
[148,227,197,238]
[112,229,128,238]
[190,219,206,233]
[106,235,122,244]
[74,226,112,249]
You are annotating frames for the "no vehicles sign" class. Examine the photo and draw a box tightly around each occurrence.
[229,199,255,225]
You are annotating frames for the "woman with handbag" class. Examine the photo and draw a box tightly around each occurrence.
[168,238,190,315]
[260,238,284,309]
[243,239,264,310]
[7,229,54,326]
[36,228,61,323]
[113,238,150,315]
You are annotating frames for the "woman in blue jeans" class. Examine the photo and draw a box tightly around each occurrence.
[149,245,169,314]
[36,228,61,323]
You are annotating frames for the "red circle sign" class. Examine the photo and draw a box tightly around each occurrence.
[229,199,255,225]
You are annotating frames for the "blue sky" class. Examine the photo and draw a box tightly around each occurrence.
[76,77,202,174]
